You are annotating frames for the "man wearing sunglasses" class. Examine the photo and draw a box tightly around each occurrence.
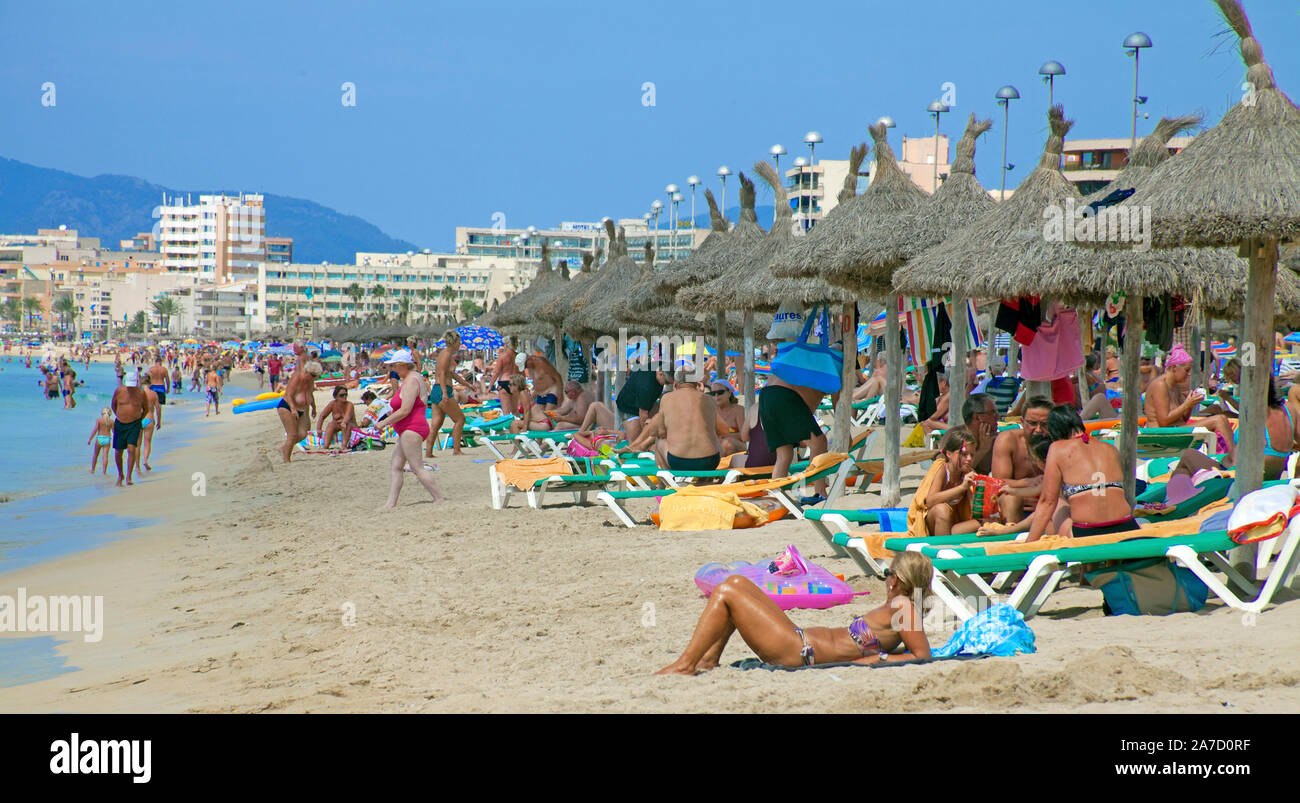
[990,395,1052,526]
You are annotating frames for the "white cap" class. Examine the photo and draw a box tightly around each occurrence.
[383,348,415,365]
[124,373,139,387]
[514,353,527,371]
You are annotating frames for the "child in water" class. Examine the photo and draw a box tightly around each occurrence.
[88,407,114,474]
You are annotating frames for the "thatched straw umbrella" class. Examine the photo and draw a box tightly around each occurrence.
[564,229,644,346]
[677,159,855,417]
[771,123,933,506]
[652,188,733,299]
[1076,0,1300,517]
[492,240,561,331]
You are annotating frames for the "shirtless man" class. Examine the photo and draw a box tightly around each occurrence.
[137,384,159,472]
[43,367,59,401]
[60,361,77,409]
[524,354,564,410]
[491,338,520,415]
[427,330,475,456]
[205,364,223,416]
[278,350,321,462]
[110,373,146,486]
[1144,344,1236,466]
[989,396,1051,526]
[574,399,619,433]
[853,353,888,401]
[709,380,747,455]
[552,380,596,431]
[315,386,358,450]
[757,374,829,497]
[146,356,169,427]
[621,372,724,472]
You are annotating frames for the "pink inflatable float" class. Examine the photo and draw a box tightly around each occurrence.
[693,544,860,610]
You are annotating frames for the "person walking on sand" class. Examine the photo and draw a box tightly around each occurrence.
[205,364,224,416]
[276,347,321,462]
[426,329,474,457]
[147,355,169,427]
[87,407,113,474]
[491,337,520,416]
[377,349,445,507]
[110,373,146,486]
[136,384,161,473]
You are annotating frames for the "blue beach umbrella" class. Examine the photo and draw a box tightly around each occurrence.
[437,325,503,350]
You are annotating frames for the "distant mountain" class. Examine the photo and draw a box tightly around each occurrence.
[0,157,419,264]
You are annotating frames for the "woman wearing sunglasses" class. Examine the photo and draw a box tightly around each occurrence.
[709,381,746,455]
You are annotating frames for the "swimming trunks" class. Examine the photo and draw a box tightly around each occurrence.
[497,380,513,393]
[1071,516,1140,538]
[428,384,453,406]
[758,385,820,450]
[535,393,559,406]
[206,388,220,404]
[96,434,111,447]
[276,398,305,418]
[666,452,721,472]
[112,418,143,449]
[150,384,167,405]
[47,390,58,400]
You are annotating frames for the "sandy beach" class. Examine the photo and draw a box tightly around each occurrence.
[2,372,1298,713]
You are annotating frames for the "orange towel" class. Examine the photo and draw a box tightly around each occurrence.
[972,498,1233,556]
[495,457,572,490]
[905,457,972,539]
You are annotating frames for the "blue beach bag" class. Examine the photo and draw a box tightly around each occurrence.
[1085,558,1209,616]
[771,304,844,394]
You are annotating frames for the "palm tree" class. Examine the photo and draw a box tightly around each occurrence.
[151,296,179,333]
[22,296,42,331]
[53,294,78,336]
[418,287,435,318]
[369,283,387,320]
[346,282,365,319]
[128,310,147,334]
[396,294,412,324]
[2,297,20,329]
[440,285,457,315]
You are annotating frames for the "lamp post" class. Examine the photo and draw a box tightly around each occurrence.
[803,131,822,230]
[687,175,700,253]
[1124,32,1152,153]
[671,192,683,261]
[792,157,809,230]
[651,200,663,255]
[995,85,1020,201]
[770,143,786,172]
[927,101,949,194]
[665,184,679,262]
[716,166,731,229]
[1038,60,1065,108]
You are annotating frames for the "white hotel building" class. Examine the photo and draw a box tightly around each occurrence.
[157,192,266,281]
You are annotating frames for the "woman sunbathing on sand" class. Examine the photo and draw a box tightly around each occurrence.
[657,551,933,674]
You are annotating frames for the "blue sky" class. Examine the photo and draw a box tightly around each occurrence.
[1,0,1295,251]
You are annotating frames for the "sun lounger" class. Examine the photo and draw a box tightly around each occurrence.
[595,452,850,528]
[922,511,1300,621]
[1091,425,1219,457]
[488,455,658,509]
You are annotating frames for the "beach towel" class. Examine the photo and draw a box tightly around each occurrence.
[906,457,971,539]
[657,487,768,531]
[495,457,572,490]
[729,654,989,671]
[932,603,1036,657]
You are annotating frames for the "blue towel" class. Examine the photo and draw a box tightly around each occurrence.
[932,603,1036,658]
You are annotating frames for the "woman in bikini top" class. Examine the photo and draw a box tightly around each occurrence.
[657,552,934,675]
[1025,405,1134,542]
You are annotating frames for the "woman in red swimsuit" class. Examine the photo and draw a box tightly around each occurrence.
[381,350,446,508]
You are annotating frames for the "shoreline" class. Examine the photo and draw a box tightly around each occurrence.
[0,374,1298,711]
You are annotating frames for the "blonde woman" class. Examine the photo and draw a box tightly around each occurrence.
[657,551,934,674]
[379,349,445,507]
[87,407,114,474]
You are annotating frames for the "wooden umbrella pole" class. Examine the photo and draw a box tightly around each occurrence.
[832,303,856,454]
[882,295,903,508]
[1188,309,1203,393]
[1236,238,1278,497]
[949,294,968,426]
[1119,294,1145,506]
[554,326,568,376]
[1008,339,1020,377]
[1202,316,1214,394]
[742,311,755,408]
[715,312,727,385]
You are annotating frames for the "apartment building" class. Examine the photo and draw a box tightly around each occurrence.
[455,220,707,266]
[175,280,267,336]
[266,236,293,264]
[157,192,266,281]
[897,134,951,194]
[1061,135,1193,195]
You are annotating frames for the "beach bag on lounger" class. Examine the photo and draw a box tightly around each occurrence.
[1085,559,1208,616]
[772,304,844,394]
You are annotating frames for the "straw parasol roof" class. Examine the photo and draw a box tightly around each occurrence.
[866,113,996,268]
[671,172,766,292]
[535,226,610,329]
[615,243,717,336]
[891,105,1081,300]
[564,226,646,342]
[651,189,732,297]
[677,159,854,314]
[772,122,929,298]
[491,240,562,329]
[1095,0,1300,248]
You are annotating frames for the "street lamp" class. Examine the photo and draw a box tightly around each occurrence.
[716,166,731,229]
[803,132,822,229]
[687,175,701,251]
[665,184,679,262]
[1124,32,1153,153]
[770,143,786,172]
[672,191,684,261]
[927,101,950,194]
[995,85,1020,201]
[792,157,809,230]
[1038,60,1065,108]
[651,199,664,255]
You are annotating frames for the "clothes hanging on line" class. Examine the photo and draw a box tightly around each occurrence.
[1019,305,1084,382]
[995,296,1042,346]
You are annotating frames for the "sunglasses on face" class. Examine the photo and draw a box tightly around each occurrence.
[708,389,728,396]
